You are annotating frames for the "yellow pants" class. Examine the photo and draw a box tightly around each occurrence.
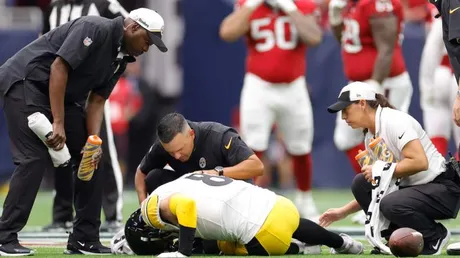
[218,195,300,255]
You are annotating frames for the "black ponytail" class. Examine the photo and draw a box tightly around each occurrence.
[362,94,395,135]
[366,94,396,110]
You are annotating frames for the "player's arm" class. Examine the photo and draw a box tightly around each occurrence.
[46,56,69,150]
[163,193,197,256]
[47,23,100,149]
[319,199,361,227]
[328,0,347,41]
[220,154,264,179]
[219,131,264,179]
[87,58,131,136]
[219,0,263,42]
[136,144,168,204]
[419,20,444,100]
[369,13,398,83]
[135,167,148,204]
[85,92,106,136]
[279,2,323,46]
[330,24,344,42]
[390,121,428,177]
[393,139,428,178]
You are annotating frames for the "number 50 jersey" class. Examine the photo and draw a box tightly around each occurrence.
[341,0,406,81]
[237,0,318,83]
[151,173,277,244]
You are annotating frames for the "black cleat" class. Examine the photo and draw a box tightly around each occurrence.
[64,239,111,255]
[0,242,34,256]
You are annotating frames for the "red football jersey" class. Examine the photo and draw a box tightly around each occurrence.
[341,0,406,81]
[238,0,317,83]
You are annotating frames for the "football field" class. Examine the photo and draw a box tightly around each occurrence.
[4,189,460,257]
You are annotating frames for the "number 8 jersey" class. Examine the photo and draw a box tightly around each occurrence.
[341,0,406,81]
[237,0,318,83]
[149,173,277,244]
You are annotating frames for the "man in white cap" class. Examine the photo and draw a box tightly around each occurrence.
[0,7,166,256]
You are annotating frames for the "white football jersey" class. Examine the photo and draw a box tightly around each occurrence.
[150,173,277,244]
[365,106,446,186]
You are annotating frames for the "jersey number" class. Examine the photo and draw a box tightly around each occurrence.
[342,19,362,53]
[251,17,298,52]
[185,173,233,187]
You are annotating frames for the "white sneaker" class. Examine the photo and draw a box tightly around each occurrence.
[291,238,321,255]
[350,211,367,225]
[295,191,319,221]
[447,241,460,255]
[330,233,364,254]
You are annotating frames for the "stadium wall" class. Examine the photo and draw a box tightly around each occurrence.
[0,4,442,187]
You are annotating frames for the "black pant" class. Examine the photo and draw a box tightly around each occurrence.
[351,167,460,245]
[0,84,103,243]
[53,115,122,223]
[145,168,182,194]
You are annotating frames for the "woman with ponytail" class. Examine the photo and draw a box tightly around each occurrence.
[319,81,460,255]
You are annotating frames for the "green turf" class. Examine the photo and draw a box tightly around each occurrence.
[11,189,460,229]
[3,189,460,256]
[26,246,458,257]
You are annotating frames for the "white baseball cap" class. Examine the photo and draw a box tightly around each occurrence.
[128,8,168,52]
[327,81,377,113]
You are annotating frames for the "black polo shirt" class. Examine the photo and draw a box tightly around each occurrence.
[0,16,134,106]
[139,121,254,175]
[439,0,460,82]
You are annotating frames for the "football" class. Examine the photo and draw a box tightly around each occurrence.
[389,228,424,257]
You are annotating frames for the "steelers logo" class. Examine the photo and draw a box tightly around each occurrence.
[199,157,206,168]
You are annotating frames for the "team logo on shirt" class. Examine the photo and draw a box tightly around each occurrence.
[199,157,206,168]
[83,37,93,47]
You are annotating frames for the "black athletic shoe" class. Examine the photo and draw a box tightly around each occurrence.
[64,239,111,255]
[422,226,451,255]
[0,242,34,256]
[42,221,73,232]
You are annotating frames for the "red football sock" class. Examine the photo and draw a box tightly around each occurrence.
[431,137,448,157]
[292,154,312,192]
[346,143,365,174]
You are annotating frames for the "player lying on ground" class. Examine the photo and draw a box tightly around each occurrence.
[139,172,364,257]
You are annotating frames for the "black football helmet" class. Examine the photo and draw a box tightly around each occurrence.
[124,209,178,255]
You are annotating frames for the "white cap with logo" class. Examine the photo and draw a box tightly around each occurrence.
[327,81,377,113]
[128,8,168,52]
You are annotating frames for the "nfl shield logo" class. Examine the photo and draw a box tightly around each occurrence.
[83,37,93,47]
[199,157,206,168]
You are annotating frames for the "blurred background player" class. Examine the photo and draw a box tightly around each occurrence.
[419,7,460,157]
[328,0,413,174]
[400,0,433,25]
[219,0,323,220]
[40,0,125,233]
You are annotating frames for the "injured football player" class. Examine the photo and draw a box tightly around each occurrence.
[137,172,364,257]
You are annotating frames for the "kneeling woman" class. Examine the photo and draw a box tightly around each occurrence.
[320,81,460,255]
